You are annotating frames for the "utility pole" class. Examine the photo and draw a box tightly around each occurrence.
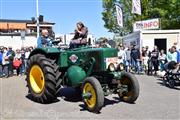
[36,0,40,38]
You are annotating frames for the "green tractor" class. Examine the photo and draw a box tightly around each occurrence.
[26,44,139,113]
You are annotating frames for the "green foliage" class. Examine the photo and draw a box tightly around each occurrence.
[102,0,180,36]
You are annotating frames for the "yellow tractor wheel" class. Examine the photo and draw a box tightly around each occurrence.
[82,77,104,113]
[26,54,61,103]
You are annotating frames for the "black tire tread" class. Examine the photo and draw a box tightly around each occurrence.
[120,71,140,103]
[82,77,104,113]
[26,54,61,103]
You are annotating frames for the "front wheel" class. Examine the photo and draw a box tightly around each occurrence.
[82,77,104,113]
[118,72,140,103]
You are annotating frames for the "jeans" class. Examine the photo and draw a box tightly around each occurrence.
[131,59,141,73]
[152,60,159,72]
[125,60,131,72]
[159,60,166,71]
[0,64,3,76]
[2,64,9,76]
[21,61,25,73]
[8,61,13,75]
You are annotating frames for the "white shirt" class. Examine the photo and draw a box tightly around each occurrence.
[25,52,30,59]
[118,50,127,63]
[2,51,9,65]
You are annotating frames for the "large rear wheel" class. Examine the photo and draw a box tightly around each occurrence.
[118,72,140,103]
[82,77,104,113]
[26,54,61,103]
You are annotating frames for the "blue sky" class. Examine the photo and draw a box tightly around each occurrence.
[0,0,113,38]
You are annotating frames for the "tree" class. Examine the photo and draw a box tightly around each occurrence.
[102,0,180,36]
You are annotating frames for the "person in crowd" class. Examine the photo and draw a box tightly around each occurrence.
[2,47,9,77]
[130,45,141,74]
[20,48,26,74]
[145,46,151,57]
[166,46,177,62]
[24,47,31,71]
[176,47,180,63]
[141,47,149,72]
[15,49,21,60]
[13,57,22,76]
[29,46,34,52]
[99,38,111,48]
[14,49,22,75]
[173,42,180,51]
[158,49,166,71]
[125,46,131,72]
[37,29,52,48]
[69,22,88,49]
[151,46,159,75]
[0,48,3,77]
[7,46,15,76]
[117,44,126,65]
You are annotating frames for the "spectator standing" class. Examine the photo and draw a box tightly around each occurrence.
[131,45,141,74]
[20,48,26,73]
[159,49,166,71]
[145,46,151,57]
[13,57,22,76]
[166,46,177,62]
[14,49,22,76]
[0,48,3,77]
[25,48,31,70]
[2,47,9,77]
[125,47,131,72]
[151,46,159,75]
[142,47,149,72]
[7,46,15,76]
[117,45,126,64]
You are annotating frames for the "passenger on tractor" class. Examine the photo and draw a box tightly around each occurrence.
[69,22,88,49]
[37,29,52,48]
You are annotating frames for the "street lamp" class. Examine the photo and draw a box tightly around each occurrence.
[36,0,40,38]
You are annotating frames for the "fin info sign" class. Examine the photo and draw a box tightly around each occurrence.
[133,18,160,31]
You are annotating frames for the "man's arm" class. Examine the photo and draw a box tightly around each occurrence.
[37,37,42,48]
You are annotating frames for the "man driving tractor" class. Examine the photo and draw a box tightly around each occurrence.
[37,29,52,48]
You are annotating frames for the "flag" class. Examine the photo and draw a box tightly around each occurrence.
[115,5,123,27]
[132,0,141,15]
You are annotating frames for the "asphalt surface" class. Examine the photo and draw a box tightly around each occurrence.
[0,74,180,120]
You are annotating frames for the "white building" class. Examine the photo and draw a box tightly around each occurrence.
[123,30,180,52]
[56,33,96,45]
[0,35,37,50]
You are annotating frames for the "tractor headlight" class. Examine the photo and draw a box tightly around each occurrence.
[108,63,115,72]
[119,63,125,71]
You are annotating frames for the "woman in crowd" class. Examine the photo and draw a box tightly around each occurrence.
[159,49,166,71]
[151,46,159,75]
[141,47,149,72]
[2,47,9,77]
[13,49,22,76]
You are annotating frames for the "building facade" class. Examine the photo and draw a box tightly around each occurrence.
[0,17,55,49]
[123,30,180,52]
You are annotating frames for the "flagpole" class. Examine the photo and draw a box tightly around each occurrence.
[36,0,40,38]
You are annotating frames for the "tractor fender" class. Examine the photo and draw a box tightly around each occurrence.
[28,47,60,59]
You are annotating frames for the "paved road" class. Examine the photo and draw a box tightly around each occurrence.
[0,75,180,120]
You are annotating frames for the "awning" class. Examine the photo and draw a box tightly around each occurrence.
[0,22,8,29]
[8,23,26,30]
